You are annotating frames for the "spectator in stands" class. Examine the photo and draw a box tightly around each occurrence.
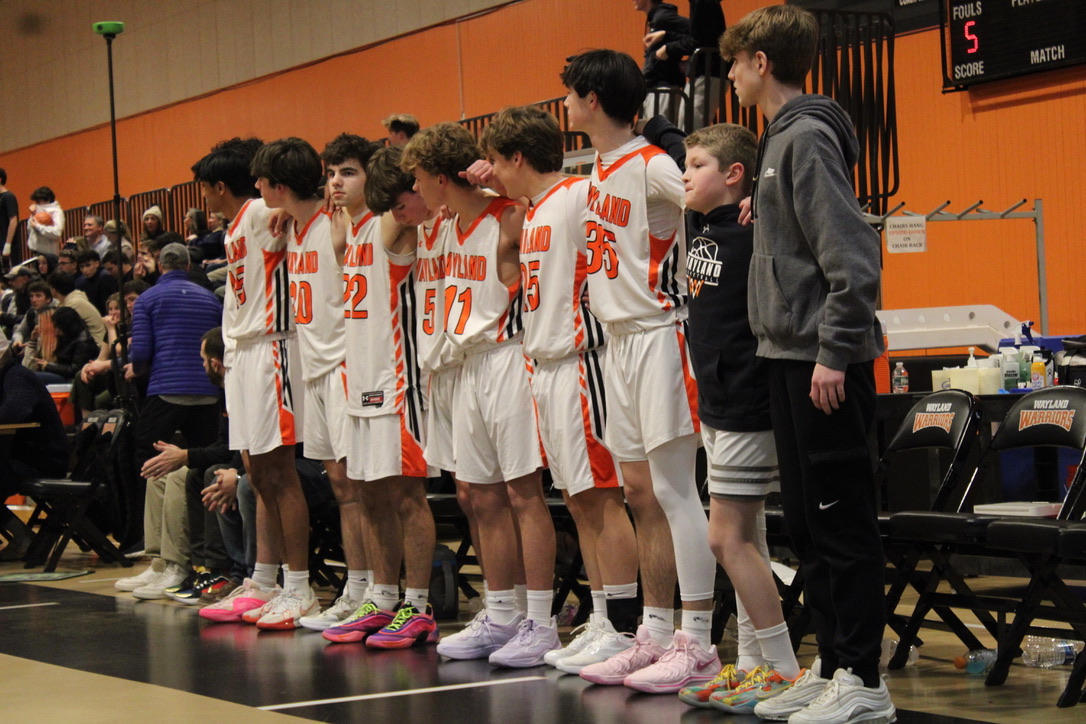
[102,250,133,285]
[197,213,228,272]
[35,253,58,278]
[11,280,55,364]
[104,219,135,261]
[676,1,726,129]
[133,236,162,285]
[77,280,150,420]
[26,187,64,257]
[0,265,34,339]
[637,0,692,122]
[382,113,420,146]
[46,270,108,344]
[0,343,70,561]
[75,250,119,315]
[28,306,100,384]
[141,205,165,241]
[125,242,223,591]
[81,215,110,257]
[184,208,209,245]
[0,169,19,267]
[57,249,79,277]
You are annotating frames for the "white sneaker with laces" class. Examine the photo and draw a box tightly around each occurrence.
[786,668,896,724]
[132,562,188,600]
[115,561,163,592]
[556,619,636,674]
[579,625,666,685]
[436,612,522,660]
[256,588,320,630]
[623,629,721,694]
[299,595,360,631]
[438,608,488,646]
[543,621,599,668]
[489,617,561,668]
[753,668,831,720]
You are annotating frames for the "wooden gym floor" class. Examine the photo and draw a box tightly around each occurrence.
[1,535,1084,723]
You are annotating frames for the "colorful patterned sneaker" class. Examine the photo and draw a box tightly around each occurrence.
[366,603,440,649]
[166,571,213,604]
[199,579,239,605]
[579,625,666,686]
[489,617,561,668]
[299,594,360,632]
[678,663,751,708]
[751,668,830,721]
[623,629,721,694]
[710,665,800,713]
[557,619,636,675]
[787,668,896,724]
[322,601,396,643]
[256,588,320,630]
[199,578,278,624]
[436,612,522,660]
[543,621,599,668]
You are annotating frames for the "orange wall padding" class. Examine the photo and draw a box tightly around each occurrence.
[2,0,1082,335]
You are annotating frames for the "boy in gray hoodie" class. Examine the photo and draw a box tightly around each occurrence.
[720,6,894,724]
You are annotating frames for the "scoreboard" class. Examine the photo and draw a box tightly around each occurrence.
[941,0,1086,90]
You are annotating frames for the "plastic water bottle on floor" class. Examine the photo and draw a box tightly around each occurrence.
[880,638,919,668]
[1021,636,1084,668]
[953,648,996,674]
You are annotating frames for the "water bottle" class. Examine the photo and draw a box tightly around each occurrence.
[953,648,996,674]
[1021,636,1084,668]
[892,362,909,393]
[880,638,918,668]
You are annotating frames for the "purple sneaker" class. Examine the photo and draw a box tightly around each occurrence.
[488,617,561,668]
[322,601,395,644]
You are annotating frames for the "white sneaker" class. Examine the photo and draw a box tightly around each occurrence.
[557,619,636,674]
[439,608,489,646]
[299,594,360,631]
[132,561,188,600]
[114,561,162,592]
[579,625,665,685]
[787,668,895,724]
[436,612,522,660]
[753,668,831,721]
[543,621,599,668]
[489,617,561,668]
[256,588,320,630]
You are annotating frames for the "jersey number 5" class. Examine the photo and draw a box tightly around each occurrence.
[521,260,541,312]
[585,221,619,279]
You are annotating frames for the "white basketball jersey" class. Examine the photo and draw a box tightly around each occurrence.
[222,197,292,346]
[521,177,604,361]
[342,212,424,420]
[414,216,459,374]
[586,137,687,326]
[444,197,523,355]
[287,209,345,382]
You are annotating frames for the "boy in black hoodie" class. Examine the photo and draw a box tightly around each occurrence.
[720,7,893,724]
[676,123,803,713]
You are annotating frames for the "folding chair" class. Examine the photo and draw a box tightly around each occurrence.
[21,409,132,572]
[887,387,1086,670]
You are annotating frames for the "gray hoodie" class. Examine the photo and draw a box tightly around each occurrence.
[748,94,884,370]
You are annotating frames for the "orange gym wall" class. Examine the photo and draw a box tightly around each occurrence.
[1,0,1083,336]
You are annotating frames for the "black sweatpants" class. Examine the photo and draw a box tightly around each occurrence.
[766,358,885,687]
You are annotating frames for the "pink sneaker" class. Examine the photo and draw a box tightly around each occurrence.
[322,601,395,644]
[579,625,665,686]
[623,629,721,694]
[198,578,278,624]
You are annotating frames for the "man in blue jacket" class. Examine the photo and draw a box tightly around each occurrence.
[124,242,223,585]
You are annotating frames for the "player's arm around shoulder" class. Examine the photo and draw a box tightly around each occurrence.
[497,202,526,288]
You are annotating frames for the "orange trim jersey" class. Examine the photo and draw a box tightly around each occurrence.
[521,177,604,361]
[444,197,524,355]
[222,197,293,351]
[414,216,459,374]
[342,212,424,428]
[287,209,345,382]
[586,136,687,327]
